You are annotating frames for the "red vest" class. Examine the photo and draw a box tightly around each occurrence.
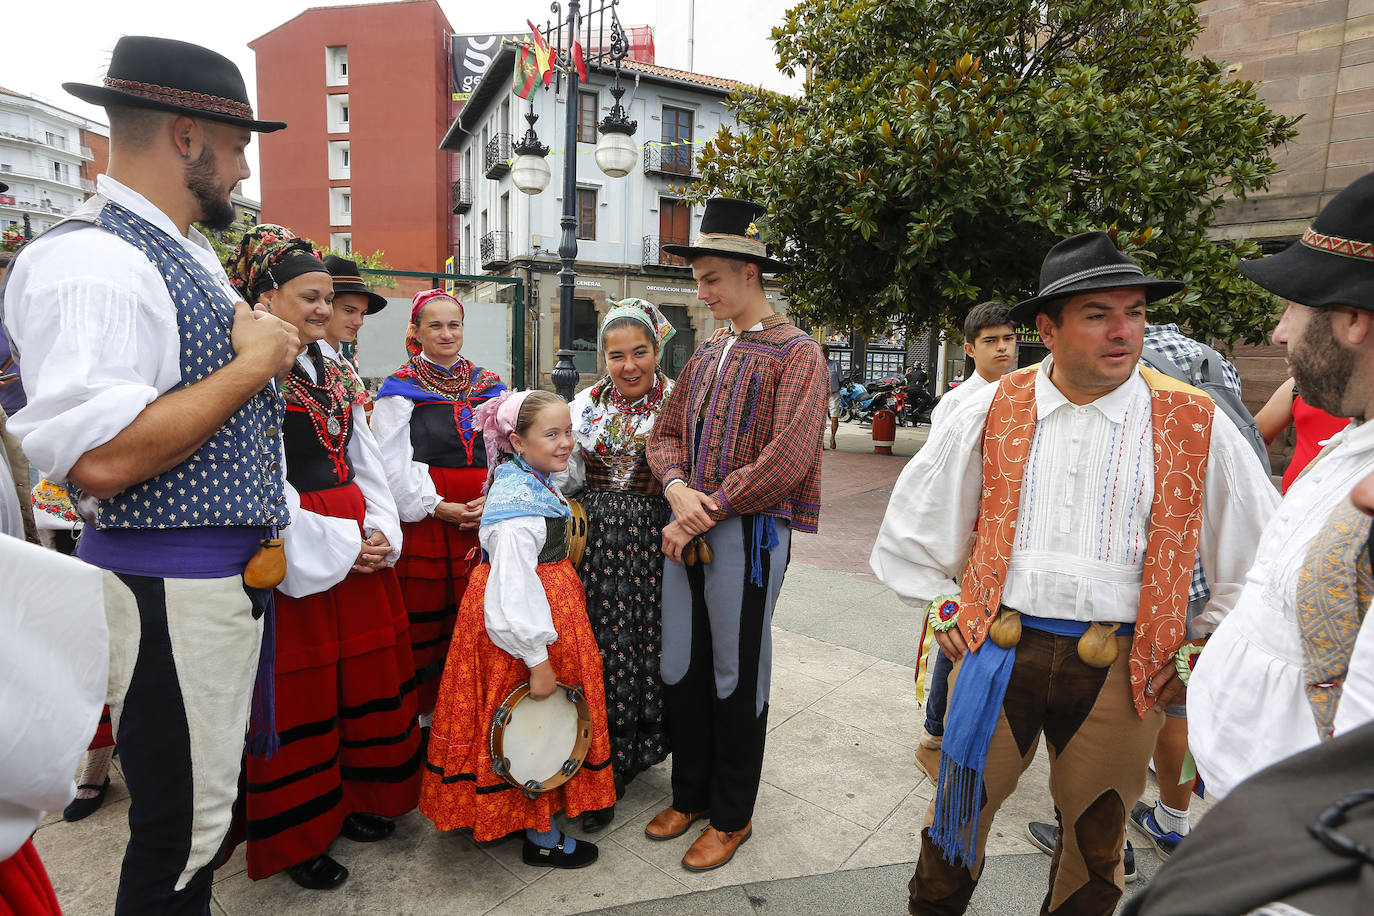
[958,365,1214,717]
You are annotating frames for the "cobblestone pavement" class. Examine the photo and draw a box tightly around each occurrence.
[35,419,1199,914]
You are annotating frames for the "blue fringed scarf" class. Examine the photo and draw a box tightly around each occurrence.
[930,638,1017,868]
[749,515,779,586]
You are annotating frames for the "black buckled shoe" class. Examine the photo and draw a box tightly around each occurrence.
[62,777,110,822]
[340,812,395,843]
[581,806,616,833]
[522,833,599,869]
[284,853,348,890]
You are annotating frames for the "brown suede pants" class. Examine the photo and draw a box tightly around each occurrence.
[909,627,1164,916]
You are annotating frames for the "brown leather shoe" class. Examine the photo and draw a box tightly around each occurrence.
[914,743,941,785]
[682,823,752,872]
[644,807,708,841]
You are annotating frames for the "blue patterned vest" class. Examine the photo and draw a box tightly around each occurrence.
[67,199,287,529]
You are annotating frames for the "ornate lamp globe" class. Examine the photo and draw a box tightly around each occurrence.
[594,84,639,178]
[511,111,551,195]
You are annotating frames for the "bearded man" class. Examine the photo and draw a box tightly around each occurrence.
[2,37,297,914]
[1186,172,1374,799]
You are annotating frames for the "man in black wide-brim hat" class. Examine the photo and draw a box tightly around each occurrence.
[1182,171,1374,833]
[2,36,300,914]
[871,230,1277,915]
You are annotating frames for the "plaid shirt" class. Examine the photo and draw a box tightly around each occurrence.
[1144,323,1243,618]
[648,314,827,532]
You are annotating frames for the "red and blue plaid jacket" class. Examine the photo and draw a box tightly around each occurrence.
[648,314,827,532]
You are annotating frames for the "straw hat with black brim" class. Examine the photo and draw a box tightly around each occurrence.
[1009,231,1184,326]
[63,36,286,133]
[1237,172,1374,312]
[324,255,388,314]
[662,197,792,274]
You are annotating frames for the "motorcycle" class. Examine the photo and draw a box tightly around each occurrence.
[854,375,904,424]
[903,365,938,426]
[837,371,868,422]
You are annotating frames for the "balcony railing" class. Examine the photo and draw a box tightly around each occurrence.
[0,164,91,191]
[642,235,689,269]
[643,142,697,178]
[0,130,94,160]
[484,134,512,179]
[451,178,473,214]
[480,230,510,268]
[0,199,71,216]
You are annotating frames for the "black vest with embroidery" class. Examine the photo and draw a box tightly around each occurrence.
[409,400,488,469]
[6,197,287,529]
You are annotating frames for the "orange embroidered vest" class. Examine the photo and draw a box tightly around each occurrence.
[958,365,1214,717]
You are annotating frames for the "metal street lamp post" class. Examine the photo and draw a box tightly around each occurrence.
[508,0,637,401]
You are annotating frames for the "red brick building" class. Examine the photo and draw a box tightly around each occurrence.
[249,0,456,293]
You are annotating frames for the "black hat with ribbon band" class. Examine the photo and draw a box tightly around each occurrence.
[1009,230,1185,325]
[64,36,286,133]
[323,255,388,314]
[661,197,791,274]
[1238,172,1374,311]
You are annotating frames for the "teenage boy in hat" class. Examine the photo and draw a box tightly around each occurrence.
[871,230,1277,915]
[322,253,387,365]
[1186,171,1374,803]
[2,37,298,914]
[646,198,828,872]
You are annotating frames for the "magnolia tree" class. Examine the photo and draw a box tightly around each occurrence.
[694,0,1299,343]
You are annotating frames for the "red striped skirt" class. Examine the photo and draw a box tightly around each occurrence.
[395,465,484,714]
[0,841,60,916]
[419,558,617,840]
[243,482,422,879]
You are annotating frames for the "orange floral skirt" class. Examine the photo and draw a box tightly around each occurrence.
[419,558,617,840]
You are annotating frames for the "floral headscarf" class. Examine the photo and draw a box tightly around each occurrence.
[599,298,675,352]
[226,223,329,302]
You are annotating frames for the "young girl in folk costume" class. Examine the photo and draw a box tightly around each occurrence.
[371,290,506,718]
[420,390,616,868]
[226,225,421,891]
[557,300,675,832]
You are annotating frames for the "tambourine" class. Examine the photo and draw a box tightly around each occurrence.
[489,681,593,799]
[566,498,589,568]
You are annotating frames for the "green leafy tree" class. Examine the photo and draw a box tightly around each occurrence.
[694,0,1299,344]
[199,214,396,290]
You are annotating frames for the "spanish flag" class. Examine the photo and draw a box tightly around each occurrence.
[528,21,554,86]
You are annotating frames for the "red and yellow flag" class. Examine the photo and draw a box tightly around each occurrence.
[527,21,554,86]
[512,43,539,99]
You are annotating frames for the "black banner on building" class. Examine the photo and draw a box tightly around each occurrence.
[450,32,520,102]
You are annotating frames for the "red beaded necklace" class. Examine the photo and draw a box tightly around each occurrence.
[408,354,474,399]
[605,376,665,416]
[286,358,352,478]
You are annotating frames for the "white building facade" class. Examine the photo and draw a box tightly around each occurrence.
[442,51,791,388]
[0,90,105,238]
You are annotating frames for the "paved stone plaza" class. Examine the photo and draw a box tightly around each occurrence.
[34,422,1193,914]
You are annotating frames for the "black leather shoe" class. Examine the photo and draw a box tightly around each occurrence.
[522,834,598,869]
[340,812,395,843]
[62,777,110,822]
[581,806,616,833]
[284,853,348,890]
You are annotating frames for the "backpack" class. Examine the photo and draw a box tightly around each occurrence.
[1139,343,1272,476]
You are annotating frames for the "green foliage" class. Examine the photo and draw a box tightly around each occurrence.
[693,0,1298,344]
[198,214,396,289]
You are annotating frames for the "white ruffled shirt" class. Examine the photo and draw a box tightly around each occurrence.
[277,344,401,598]
[480,516,559,667]
[0,534,106,859]
[1188,418,1374,798]
[870,356,1278,630]
[928,370,990,434]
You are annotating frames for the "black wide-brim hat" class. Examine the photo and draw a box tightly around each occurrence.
[662,197,792,274]
[1010,230,1184,325]
[1238,172,1374,311]
[64,36,286,133]
[324,254,388,314]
